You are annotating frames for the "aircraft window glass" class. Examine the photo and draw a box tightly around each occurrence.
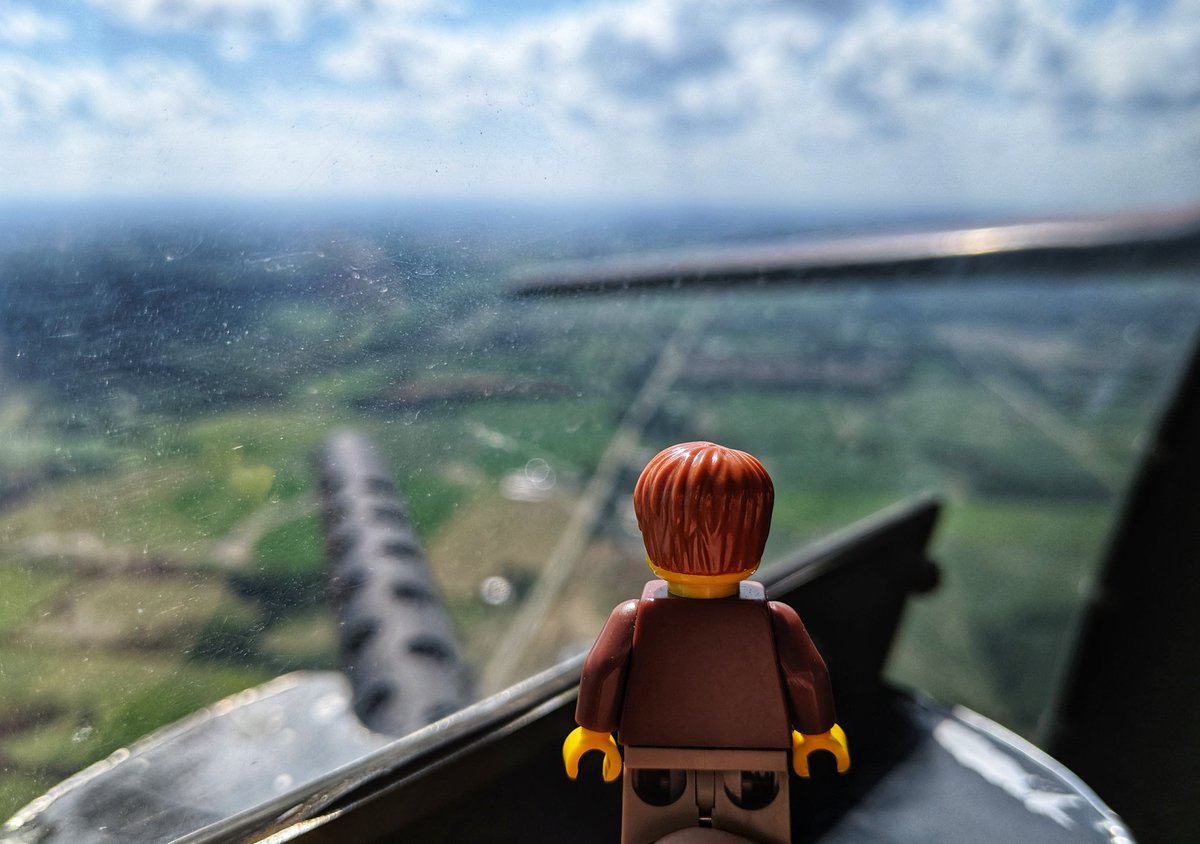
[2,231,1197,817]
[3,0,1199,823]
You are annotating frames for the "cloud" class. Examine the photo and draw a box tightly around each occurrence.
[84,0,435,41]
[316,0,1200,138]
[0,54,231,134]
[404,0,1196,206]
[0,3,70,44]
[85,0,302,40]
[317,0,826,146]
[3,0,1199,210]
[1074,1,1200,112]
[81,0,439,63]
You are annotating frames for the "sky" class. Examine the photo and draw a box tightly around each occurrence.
[1,0,1198,214]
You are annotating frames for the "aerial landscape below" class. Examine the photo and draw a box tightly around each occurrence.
[0,203,1197,820]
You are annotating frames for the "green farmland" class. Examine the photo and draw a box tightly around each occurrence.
[1,217,1197,818]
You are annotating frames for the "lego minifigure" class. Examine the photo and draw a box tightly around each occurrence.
[563,442,849,844]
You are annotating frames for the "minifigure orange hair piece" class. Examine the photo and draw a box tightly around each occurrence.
[634,441,773,577]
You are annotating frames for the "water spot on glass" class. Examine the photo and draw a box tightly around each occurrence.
[1122,323,1148,346]
[524,458,553,487]
[313,691,348,721]
[480,575,513,606]
[156,231,204,262]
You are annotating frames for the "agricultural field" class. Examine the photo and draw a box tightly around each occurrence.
[1,212,1197,819]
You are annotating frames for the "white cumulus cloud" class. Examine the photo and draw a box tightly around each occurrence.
[0,54,230,133]
[84,0,436,40]
[0,3,70,44]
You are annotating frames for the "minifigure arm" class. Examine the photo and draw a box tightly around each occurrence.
[770,601,850,776]
[564,599,638,782]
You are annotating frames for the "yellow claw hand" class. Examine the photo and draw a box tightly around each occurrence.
[563,726,622,782]
[791,724,850,777]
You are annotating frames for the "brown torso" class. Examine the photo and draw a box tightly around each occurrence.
[617,581,791,750]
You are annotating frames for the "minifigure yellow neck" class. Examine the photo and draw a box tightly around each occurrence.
[648,560,757,599]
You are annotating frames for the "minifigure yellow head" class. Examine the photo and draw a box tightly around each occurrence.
[633,442,774,596]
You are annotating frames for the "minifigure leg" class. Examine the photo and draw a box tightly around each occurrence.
[621,768,701,844]
[711,766,790,844]
[620,765,790,844]
[621,749,790,844]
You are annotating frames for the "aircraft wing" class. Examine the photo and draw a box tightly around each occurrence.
[510,206,1200,296]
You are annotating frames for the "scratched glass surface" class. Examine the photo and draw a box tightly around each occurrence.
[2,0,1199,822]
